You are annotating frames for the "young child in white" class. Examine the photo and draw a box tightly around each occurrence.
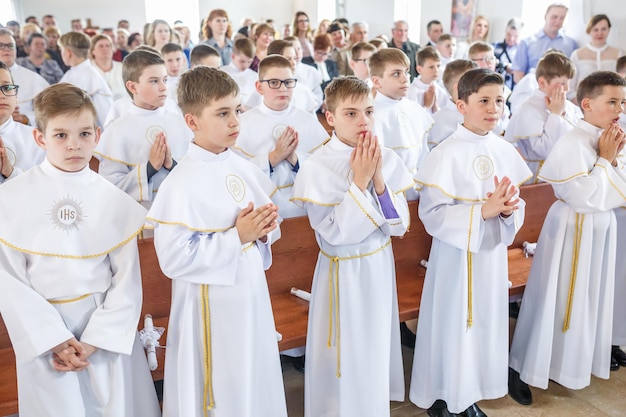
[235,55,328,218]
[59,31,113,127]
[96,49,191,209]
[370,48,433,200]
[162,42,187,104]
[410,69,531,417]
[436,34,457,72]
[220,38,259,107]
[292,76,414,417]
[147,66,287,417]
[407,46,449,114]
[505,51,581,183]
[0,83,161,417]
[349,41,377,88]
[0,62,44,184]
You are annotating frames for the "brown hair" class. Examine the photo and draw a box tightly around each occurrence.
[417,46,440,67]
[437,33,454,44]
[468,41,493,58]
[89,34,112,59]
[351,41,376,60]
[616,56,626,74]
[122,49,165,97]
[369,48,409,78]
[254,24,275,44]
[535,51,575,82]
[203,9,233,40]
[233,37,255,58]
[190,44,220,66]
[161,42,183,55]
[313,34,332,51]
[443,59,477,96]
[457,68,503,102]
[576,70,626,108]
[258,54,293,79]
[292,11,313,41]
[586,14,611,34]
[59,31,91,59]
[267,39,293,56]
[177,66,239,116]
[34,83,97,132]
[146,19,173,47]
[325,76,372,113]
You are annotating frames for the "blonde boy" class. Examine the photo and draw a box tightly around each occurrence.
[509,71,626,404]
[59,31,113,127]
[147,66,287,417]
[428,59,477,148]
[410,69,531,417]
[96,49,190,209]
[408,46,449,114]
[235,54,327,218]
[161,42,186,103]
[0,83,160,417]
[220,38,258,105]
[349,41,377,87]
[292,77,414,417]
[436,34,457,70]
[370,48,433,199]
[0,61,44,184]
[505,51,581,183]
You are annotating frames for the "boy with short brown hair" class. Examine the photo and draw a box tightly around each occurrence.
[408,46,448,114]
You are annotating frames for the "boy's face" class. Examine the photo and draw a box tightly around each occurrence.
[0,69,17,124]
[164,51,185,76]
[186,93,241,154]
[582,85,626,129]
[350,50,374,80]
[457,83,505,136]
[437,39,456,58]
[470,51,497,71]
[194,55,222,69]
[282,47,298,71]
[326,94,375,147]
[256,66,294,111]
[538,75,570,96]
[127,64,168,110]
[417,58,441,83]
[290,40,303,63]
[231,52,253,71]
[372,63,411,100]
[34,109,100,172]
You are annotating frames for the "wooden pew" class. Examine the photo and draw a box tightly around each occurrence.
[0,182,556,415]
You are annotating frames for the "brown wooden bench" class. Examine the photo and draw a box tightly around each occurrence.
[0,182,555,415]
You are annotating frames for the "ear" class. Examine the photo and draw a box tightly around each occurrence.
[93,127,101,147]
[325,110,335,127]
[579,97,592,113]
[126,80,138,97]
[417,64,423,73]
[349,59,356,71]
[371,75,382,90]
[456,98,467,115]
[255,80,263,95]
[537,76,547,90]
[33,129,46,150]
[184,113,199,131]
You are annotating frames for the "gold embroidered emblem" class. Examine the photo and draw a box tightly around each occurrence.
[226,175,245,202]
[49,195,84,233]
[146,125,166,145]
[473,155,494,180]
[272,124,288,140]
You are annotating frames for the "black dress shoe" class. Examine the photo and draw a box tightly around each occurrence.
[612,345,626,367]
[400,322,416,348]
[427,399,453,417]
[611,355,620,371]
[508,367,532,405]
[462,403,487,417]
[291,355,305,373]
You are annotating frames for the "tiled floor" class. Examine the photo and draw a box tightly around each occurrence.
[282,320,626,417]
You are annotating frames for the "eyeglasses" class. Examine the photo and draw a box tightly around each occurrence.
[0,43,16,50]
[297,19,309,23]
[472,56,497,64]
[0,84,19,96]
[260,79,297,89]
[353,58,370,64]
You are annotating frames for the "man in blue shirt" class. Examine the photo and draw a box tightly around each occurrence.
[512,3,577,84]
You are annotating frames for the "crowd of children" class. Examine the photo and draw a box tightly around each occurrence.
[0,6,626,417]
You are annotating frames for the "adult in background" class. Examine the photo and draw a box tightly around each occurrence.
[493,18,523,91]
[90,34,126,101]
[425,20,444,47]
[16,33,63,84]
[43,26,68,72]
[293,11,314,58]
[512,3,578,84]
[455,15,489,59]
[302,34,339,94]
[389,20,419,81]
[203,9,234,66]
[568,14,622,102]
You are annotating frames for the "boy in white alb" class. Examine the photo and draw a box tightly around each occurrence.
[407,46,449,114]
[349,41,376,88]
[96,50,191,209]
[147,66,287,417]
[505,52,581,183]
[285,36,324,108]
[428,59,477,149]
[410,69,532,417]
[292,77,414,417]
[370,48,433,200]
[0,62,44,183]
[59,31,113,127]
[0,83,160,417]
[235,55,328,218]
[0,29,49,126]
[436,34,457,73]
[509,71,626,405]
[162,43,186,104]
[220,38,259,108]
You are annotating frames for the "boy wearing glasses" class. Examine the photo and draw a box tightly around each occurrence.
[235,54,328,218]
[0,29,49,126]
[349,41,376,88]
[0,62,44,183]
